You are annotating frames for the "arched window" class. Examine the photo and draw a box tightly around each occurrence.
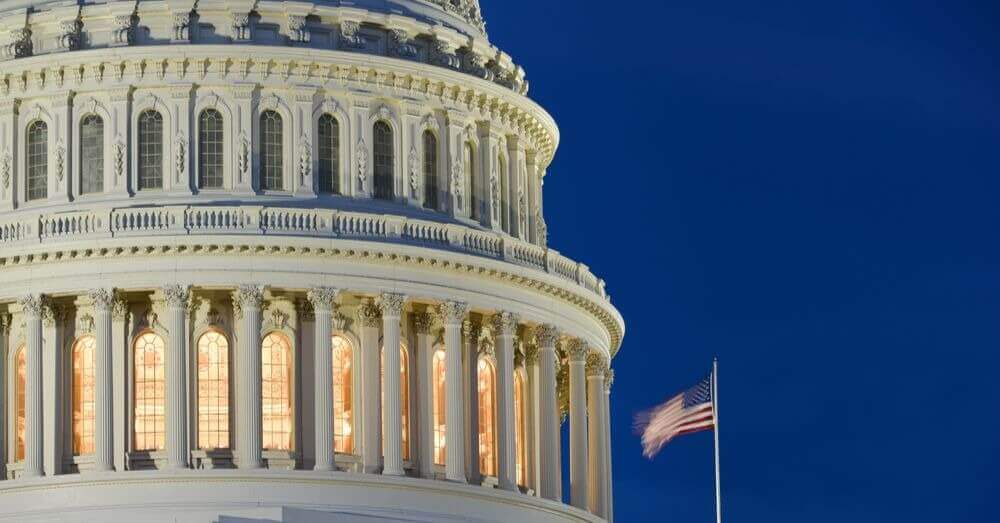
[499,155,509,232]
[72,336,97,455]
[262,332,293,450]
[198,109,225,190]
[432,348,447,465]
[79,115,104,194]
[318,114,340,194]
[260,110,284,191]
[373,121,394,200]
[422,131,438,210]
[332,335,353,453]
[137,110,164,190]
[14,346,25,461]
[514,371,527,486]
[478,357,497,476]
[26,120,48,201]
[133,332,166,451]
[464,143,477,220]
[196,330,230,450]
[380,343,411,460]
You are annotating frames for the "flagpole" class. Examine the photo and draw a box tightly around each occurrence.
[713,357,721,523]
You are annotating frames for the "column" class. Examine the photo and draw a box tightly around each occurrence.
[308,287,339,472]
[604,368,615,522]
[89,289,116,472]
[0,98,17,211]
[378,293,406,476]
[462,318,481,484]
[566,338,589,510]
[112,298,129,471]
[234,285,264,469]
[42,302,63,476]
[492,312,518,491]
[357,299,382,474]
[534,325,561,501]
[586,354,609,517]
[438,301,469,482]
[19,295,44,478]
[163,285,189,469]
[524,342,540,494]
[412,311,435,478]
[0,314,9,477]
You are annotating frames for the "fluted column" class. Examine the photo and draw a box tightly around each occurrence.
[439,301,469,482]
[524,342,541,494]
[378,293,406,476]
[112,298,129,471]
[308,287,340,472]
[234,285,264,469]
[19,295,45,478]
[163,285,190,469]
[535,325,561,500]
[413,312,435,478]
[492,312,519,491]
[462,318,481,484]
[566,339,589,510]
[586,354,609,517]
[357,299,382,474]
[604,368,615,523]
[89,289,116,472]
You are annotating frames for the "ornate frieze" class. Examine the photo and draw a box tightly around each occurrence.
[339,21,365,49]
[17,294,46,317]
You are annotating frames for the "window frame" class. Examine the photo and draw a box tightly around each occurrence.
[193,328,233,452]
[77,113,106,196]
[24,119,49,202]
[422,130,439,211]
[261,330,295,453]
[372,120,395,201]
[196,108,227,191]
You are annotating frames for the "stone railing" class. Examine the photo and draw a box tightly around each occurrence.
[0,205,608,300]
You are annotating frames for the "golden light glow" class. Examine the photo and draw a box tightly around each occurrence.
[262,332,293,450]
[432,348,447,465]
[133,332,166,451]
[197,331,230,450]
[72,336,97,455]
[332,335,353,454]
[478,358,497,477]
[14,346,25,461]
[514,371,527,487]
[380,344,411,460]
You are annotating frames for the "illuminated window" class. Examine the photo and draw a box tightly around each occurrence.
[432,348,446,465]
[133,332,166,451]
[196,331,230,450]
[137,110,163,190]
[72,336,97,455]
[514,371,527,486]
[14,346,25,461]
[198,109,225,189]
[478,358,497,476]
[260,110,283,191]
[26,120,48,201]
[422,131,438,210]
[80,115,104,194]
[380,344,411,460]
[262,332,293,450]
[373,121,394,200]
[318,114,340,194]
[332,335,353,453]
[464,143,477,219]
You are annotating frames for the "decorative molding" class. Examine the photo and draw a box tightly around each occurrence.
[463,317,482,340]
[490,311,518,335]
[408,145,419,198]
[534,324,559,347]
[6,27,32,59]
[288,15,310,44]
[76,313,95,334]
[524,343,539,365]
[356,137,368,192]
[377,292,406,317]
[357,298,382,328]
[412,312,434,334]
[564,338,588,361]
[586,352,608,377]
[604,368,615,392]
[339,21,365,50]
[59,20,81,51]
[232,12,251,41]
[162,285,191,308]
[89,288,116,310]
[306,287,340,312]
[438,301,469,325]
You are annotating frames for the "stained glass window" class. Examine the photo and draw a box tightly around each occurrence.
[197,331,230,449]
[133,332,166,451]
[262,332,293,450]
[72,336,97,455]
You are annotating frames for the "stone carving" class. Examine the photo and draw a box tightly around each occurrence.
[263,306,289,331]
[113,15,135,46]
[586,352,608,376]
[462,51,490,80]
[238,133,250,180]
[377,293,406,317]
[6,27,32,59]
[59,20,81,50]
[339,21,365,49]
[518,190,527,233]
[175,135,187,181]
[408,146,419,198]
[18,294,46,317]
[463,318,482,341]
[564,338,588,360]
[431,39,460,69]
[298,135,311,183]
[89,288,116,310]
[534,324,559,347]
[389,29,417,59]
[412,312,434,334]
[1,150,10,189]
[356,137,368,192]
[162,285,190,308]
[174,12,191,41]
[478,338,495,358]
[490,311,518,335]
[524,343,539,365]
[76,313,95,334]
[450,154,464,211]
[356,298,382,328]
[234,285,265,309]
[112,298,130,322]
[489,169,500,222]
[288,15,310,43]
[306,287,339,311]
[535,208,548,245]
[438,301,469,324]
[604,368,615,392]
[232,12,251,41]
[425,0,487,33]
[113,140,125,180]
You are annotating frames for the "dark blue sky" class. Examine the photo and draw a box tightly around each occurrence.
[485,1,999,521]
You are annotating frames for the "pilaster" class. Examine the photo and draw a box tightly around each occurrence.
[229,83,256,195]
[534,324,561,500]
[462,317,481,484]
[89,289,116,472]
[19,295,44,478]
[412,311,435,478]
[586,353,609,517]
[0,98,16,212]
[292,86,318,197]
[50,92,73,204]
[357,298,382,473]
[42,300,64,476]
[168,84,194,195]
[107,87,131,196]
[111,297,129,471]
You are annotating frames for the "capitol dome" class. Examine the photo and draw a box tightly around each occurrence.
[0,1,621,522]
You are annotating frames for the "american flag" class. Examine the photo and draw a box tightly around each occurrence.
[636,373,716,458]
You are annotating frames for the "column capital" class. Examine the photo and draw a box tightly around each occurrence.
[377,292,407,317]
[586,353,608,378]
[534,324,559,347]
[234,284,265,308]
[524,343,539,365]
[565,338,588,362]
[162,285,190,308]
[306,287,340,312]
[112,297,130,321]
[438,300,469,325]
[18,294,47,316]
[357,298,382,327]
[412,311,435,334]
[88,288,117,311]
[604,368,615,393]
[462,317,482,339]
[490,311,519,336]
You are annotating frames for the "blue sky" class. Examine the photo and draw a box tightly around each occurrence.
[485,1,999,521]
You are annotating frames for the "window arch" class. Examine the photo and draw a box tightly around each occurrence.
[332,334,354,453]
[260,110,284,191]
[373,121,394,200]
[198,109,225,190]
[13,346,26,461]
[26,120,48,201]
[478,357,497,476]
[380,343,411,460]
[262,332,293,450]
[72,336,97,456]
[464,143,477,220]
[137,110,164,190]
[133,331,166,451]
[432,348,447,465]
[79,115,104,195]
[196,330,230,450]
[499,154,509,232]
[422,131,438,210]
[514,371,527,486]
[318,114,340,194]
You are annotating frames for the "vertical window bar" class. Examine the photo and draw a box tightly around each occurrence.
[318,114,340,194]
[79,115,104,195]
[26,121,48,201]
[260,111,284,191]
[137,111,163,190]
[373,121,394,200]
[198,109,225,190]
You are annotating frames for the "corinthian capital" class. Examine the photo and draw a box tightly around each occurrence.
[377,293,407,317]
[17,294,46,317]
[234,285,265,309]
[438,301,469,325]
[586,352,608,377]
[412,312,434,334]
[162,285,190,308]
[564,338,588,361]
[307,287,340,312]
[490,311,519,336]
[357,298,382,328]
[604,368,615,392]
[89,288,117,310]
[534,324,559,348]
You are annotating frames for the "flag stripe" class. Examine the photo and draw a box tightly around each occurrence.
[636,372,715,458]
